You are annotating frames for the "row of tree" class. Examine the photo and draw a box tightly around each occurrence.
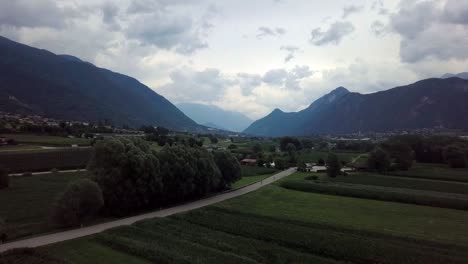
[51,138,242,227]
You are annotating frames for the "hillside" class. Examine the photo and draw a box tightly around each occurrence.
[177,103,253,132]
[0,36,201,131]
[244,78,468,136]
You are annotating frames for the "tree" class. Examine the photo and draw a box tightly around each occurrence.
[274,158,287,170]
[252,143,263,153]
[280,137,302,151]
[268,145,276,152]
[326,153,341,178]
[368,148,391,173]
[382,141,414,171]
[443,144,467,168]
[228,144,238,150]
[209,135,218,144]
[301,139,314,149]
[0,166,9,189]
[317,158,325,166]
[214,151,241,189]
[51,179,104,227]
[88,138,162,216]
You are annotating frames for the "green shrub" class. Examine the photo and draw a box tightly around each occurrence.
[214,151,241,188]
[51,179,104,227]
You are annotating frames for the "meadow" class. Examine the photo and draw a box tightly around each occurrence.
[0,148,91,173]
[0,171,87,240]
[390,163,468,182]
[4,178,468,263]
[2,134,92,147]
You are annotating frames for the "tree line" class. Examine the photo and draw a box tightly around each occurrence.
[51,138,241,226]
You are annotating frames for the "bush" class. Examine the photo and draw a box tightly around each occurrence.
[443,144,467,168]
[214,151,241,189]
[88,138,162,216]
[368,148,391,173]
[51,179,104,227]
[326,153,341,178]
[0,166,9,189]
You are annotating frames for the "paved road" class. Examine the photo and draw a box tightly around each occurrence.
[0,168,296,252]
[9,169,87,177]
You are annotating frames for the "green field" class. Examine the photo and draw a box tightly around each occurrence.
[241,165,277,177]
[231,175,271,189]
[1,134,91,147]
[331,173,468,194]
[16,184,468,264]
[390,163,468,182]
[0,172,87,240]
[298,150,362,163]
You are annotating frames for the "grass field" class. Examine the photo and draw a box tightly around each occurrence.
[18,184,468,264]
[390,163,468,182]
[298,150,362,164]
[0,172,87,240]
[331,173,468,194]
[1,134,91,147]
[241,165,277,177]
[231,175,271,189]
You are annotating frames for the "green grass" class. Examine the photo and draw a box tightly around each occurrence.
[390,163,468,182]
[298,150,361,163]
[331,173,468,194]
[0,172,86,240]
[0,144,42,152]
[1,134,91,146]
[241,165,277,177]
[218,185,468,246]
[231,174,271,189]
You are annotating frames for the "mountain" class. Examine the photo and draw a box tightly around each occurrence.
[0,36,201,131]
[441,72,468,80]
[177,103,253,132]
[244,78,468,136]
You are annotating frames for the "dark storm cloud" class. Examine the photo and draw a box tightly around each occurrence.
[310,21,355,46]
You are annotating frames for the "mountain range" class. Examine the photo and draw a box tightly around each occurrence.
[177,103,253,132]
[244,77,468,137]
[0,36,201,131]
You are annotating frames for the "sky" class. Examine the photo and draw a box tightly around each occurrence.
[1,0,467,120]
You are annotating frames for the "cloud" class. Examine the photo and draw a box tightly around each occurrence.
[0,0,74,29]
[237,73,262,96]
[160,68,234,102]
[280,45,300,62]
[390,0,468,63]
[310,21,355,46]
[370,20,387,37]
[125,12,208,54]
[262,65,314,90]
[342,5,364,18]
[256,26,286,38]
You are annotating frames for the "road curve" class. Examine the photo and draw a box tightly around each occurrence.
[0,168,296,252]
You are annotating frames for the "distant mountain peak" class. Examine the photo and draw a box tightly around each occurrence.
[272,108,284,114]
[332,86,349,94]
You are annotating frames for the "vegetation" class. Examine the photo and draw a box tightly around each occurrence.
[0,148,91,173]
[281,180,468,210]
[368,147,391,173]
[51,179,104,227]
[213,151,242,189]
[231,175,271,189]
[326,153,341,177]
[0,172,86,240]
[240,165,277,177]
[0,166,9,189]
[88,138,162,216]
[444,144,468,168]
[390,163,468,182]
[1,134,92,147]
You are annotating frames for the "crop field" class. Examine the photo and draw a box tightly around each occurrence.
[4,181,467,263]
[241,165,277,177]
[1,134,92,147]
[0,171,86,240]
[298,150,362,163]
[330,173,468,195]
[390,163,468,182]
[0,148,91,173]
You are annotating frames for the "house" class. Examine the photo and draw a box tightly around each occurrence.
[240,159,257,166]
[307,166,327,173]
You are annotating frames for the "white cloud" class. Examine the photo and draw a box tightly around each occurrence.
[310,21,355,46]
